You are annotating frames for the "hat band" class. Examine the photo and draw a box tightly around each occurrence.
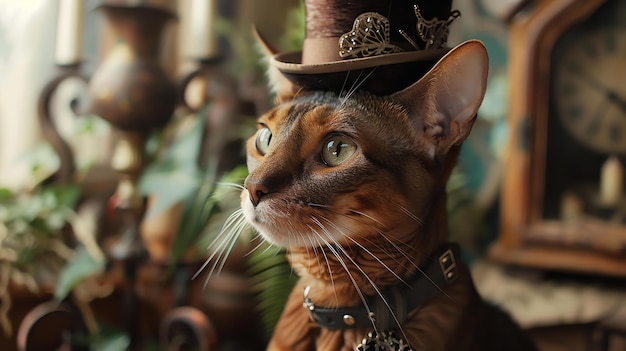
[302,37,343,64]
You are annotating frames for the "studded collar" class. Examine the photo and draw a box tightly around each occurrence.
[302,242,461,331]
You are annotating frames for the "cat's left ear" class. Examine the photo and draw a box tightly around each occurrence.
[391,40,489,158]
[254,27,301,103]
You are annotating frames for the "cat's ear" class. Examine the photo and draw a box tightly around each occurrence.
[254,27,301,103]
[391,40,489,158]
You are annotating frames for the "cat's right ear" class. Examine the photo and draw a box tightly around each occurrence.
[254,27,301,103]
[391,40,489,159]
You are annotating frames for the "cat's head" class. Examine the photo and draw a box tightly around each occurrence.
[242,41,488,251]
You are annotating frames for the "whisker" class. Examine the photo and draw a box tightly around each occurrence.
[340,70,364,105]
[309,220,375,329]
[315,226,411,343]
[318,216,407,286]
[244,232,271,257]
[397,203,424,225]
[342,67,379,104]
[192,209,248,283]
[216,181,245,190]
[339,70,352,99]
[308,203,388,230]
[307,223,338,302]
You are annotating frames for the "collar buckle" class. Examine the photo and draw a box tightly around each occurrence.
[439,248,457,283]
[303,286,316,321]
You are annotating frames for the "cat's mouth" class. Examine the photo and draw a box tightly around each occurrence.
[240,189,356,248]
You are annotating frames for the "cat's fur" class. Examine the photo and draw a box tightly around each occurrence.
[238,41,535,350]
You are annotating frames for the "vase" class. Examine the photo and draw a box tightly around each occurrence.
[89,4,176,131]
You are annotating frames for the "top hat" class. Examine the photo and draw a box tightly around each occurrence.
[260,0,461,95]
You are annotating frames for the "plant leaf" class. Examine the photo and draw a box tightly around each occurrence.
[54,246,105,300]
[139,115,206,218]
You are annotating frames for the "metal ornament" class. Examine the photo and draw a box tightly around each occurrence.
[413,5,460,49]
[339,12,405,59]
[339,4,462,59]
[356,330,413,351]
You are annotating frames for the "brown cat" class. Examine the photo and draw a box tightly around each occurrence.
[238,41,535,350]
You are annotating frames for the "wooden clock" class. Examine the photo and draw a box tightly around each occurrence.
[489,0,626,277]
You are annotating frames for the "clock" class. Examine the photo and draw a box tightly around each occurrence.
[489,0,626,277]
[553,27,626,154]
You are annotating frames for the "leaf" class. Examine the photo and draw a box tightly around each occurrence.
[54,246,105,300]
[49,184,81,209]
[139,164,203,218]
[247,240,297,339]
[139,115,206,218]
[95,332,131,351]
[0,188,13,201]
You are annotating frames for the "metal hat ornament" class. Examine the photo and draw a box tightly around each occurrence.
[258,0,461,94]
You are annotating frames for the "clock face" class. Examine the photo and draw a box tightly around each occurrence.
[553,27,626,154]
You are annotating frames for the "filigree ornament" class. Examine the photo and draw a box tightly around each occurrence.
[339,12,405,59]
[356,330,413,351]
[414,5,460,49]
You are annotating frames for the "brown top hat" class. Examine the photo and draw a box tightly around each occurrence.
[260,0,461,95]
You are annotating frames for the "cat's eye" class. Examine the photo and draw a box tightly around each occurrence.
[255,127,272,155]
[322,134,357,166]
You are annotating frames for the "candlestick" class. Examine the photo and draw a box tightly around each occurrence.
[189,0,218,59]
[599,156,624,207]
[55,0,83,65]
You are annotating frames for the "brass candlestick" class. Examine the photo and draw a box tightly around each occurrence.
[89,3,176,217]
[88,3,176,347]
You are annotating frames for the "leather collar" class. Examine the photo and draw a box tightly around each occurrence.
[302,243,461,331]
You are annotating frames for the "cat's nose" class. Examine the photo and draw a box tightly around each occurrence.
[245,181,269,207]
[244,171,292,206]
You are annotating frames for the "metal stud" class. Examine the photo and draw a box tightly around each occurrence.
[343,314,356,326]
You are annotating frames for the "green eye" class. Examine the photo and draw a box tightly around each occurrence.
[322,134,357,166]
[255,127,272,155]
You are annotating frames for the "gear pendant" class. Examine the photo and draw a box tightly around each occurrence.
[356,330,413,351]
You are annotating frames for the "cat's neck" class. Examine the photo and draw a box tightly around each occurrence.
[287,187,449,301]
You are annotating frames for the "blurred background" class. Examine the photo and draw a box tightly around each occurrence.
[0,0,625,350]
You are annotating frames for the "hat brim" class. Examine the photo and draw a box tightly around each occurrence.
[271,49,450,95]
[272,48,449,74]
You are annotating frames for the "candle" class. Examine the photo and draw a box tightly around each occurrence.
[189,0,218,59]
[599,156,624,207]
[560,191,582,222]
[55,0,83,65]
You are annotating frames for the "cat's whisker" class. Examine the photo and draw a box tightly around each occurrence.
[338,70,352,100]
[315,225,409,338]
[396,203,424,225]
[310,221,376,330]
[311,216,413,342]
[340,70,363,105]
[192,209,248,285]
[346,208,388,229]
[309,202,420,285]
[307,202,389,231]
[205,217,246,281]
[298,229,316,272]
[307,222,339,302]
[341,67,379,105]
[318,216,408,286]
[216,181,246,191]
[244,233,273,257]
[308,233,327,281]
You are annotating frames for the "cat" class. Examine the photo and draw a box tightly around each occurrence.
[229,40,536,350]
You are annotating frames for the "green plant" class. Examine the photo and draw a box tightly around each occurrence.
[0,184,87,335]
